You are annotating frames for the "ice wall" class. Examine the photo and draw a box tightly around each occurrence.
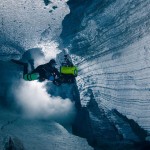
[0,0,69,60]
[61,0,150,134]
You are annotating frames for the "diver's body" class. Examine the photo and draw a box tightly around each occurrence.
[11,54,77,85]
[11,59,60,82]
[32,60,59,81]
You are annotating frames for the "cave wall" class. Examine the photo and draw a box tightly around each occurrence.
[61,0,150,133]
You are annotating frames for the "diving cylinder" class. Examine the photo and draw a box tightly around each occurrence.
[23,73,40,81]
[60,66,78,76]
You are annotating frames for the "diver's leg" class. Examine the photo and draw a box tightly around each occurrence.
[11,59,26,65]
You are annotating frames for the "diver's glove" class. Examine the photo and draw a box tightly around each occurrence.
[49,75,55,81]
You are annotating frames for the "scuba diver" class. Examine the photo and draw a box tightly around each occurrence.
[11,54,78,85]
[57,54,78,84]
[11,59,60,84]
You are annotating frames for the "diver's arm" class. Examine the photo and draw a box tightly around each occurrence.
[31,65,43,73]
[53,68,60,77]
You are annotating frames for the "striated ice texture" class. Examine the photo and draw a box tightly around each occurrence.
[61,0,150,137]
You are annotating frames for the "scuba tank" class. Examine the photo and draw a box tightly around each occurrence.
[60,53,78,76]
[23,73,40,81]
[60,66,78,76]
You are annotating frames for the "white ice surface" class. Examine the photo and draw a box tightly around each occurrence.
[0,109,93,150]
[0,0,69,50]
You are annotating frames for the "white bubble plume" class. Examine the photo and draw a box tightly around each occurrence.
[14,80,76,124]
[12,41,76,124]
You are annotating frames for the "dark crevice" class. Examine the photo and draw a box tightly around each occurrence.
[113,109,147,141]
[72,85,150,150]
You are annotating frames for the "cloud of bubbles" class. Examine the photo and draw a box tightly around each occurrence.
[13,80,76,124]
[11,41,76,124]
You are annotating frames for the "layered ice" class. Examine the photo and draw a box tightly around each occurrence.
[61,0,150,140]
